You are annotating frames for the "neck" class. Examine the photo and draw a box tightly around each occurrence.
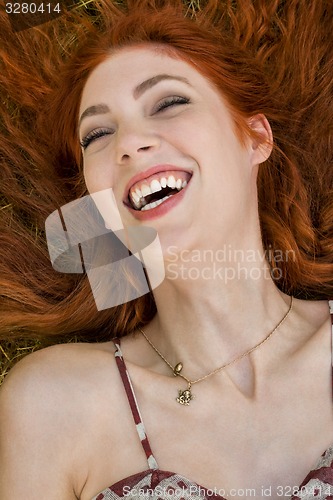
[142,243,292,389]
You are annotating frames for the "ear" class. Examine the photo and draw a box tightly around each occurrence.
[247,114,273,166]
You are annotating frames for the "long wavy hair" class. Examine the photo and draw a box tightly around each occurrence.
[0,0,332,344]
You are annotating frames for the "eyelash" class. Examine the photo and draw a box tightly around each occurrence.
[80,96,190,150]
[80,128,113,150]
[154,95,190,112]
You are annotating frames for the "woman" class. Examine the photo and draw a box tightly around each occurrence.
[0,1,332,499]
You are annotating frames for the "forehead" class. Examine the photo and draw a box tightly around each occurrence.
[79,46,214,111]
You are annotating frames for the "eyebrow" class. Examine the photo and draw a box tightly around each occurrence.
[133,74,190,98]
[79,104,110,128]
[79,74,191,127]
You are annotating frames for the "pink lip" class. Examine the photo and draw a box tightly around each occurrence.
[124,178,191,221]
[123,164,193,221]
[123,164,193,203]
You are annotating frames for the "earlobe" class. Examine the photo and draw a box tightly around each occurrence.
[247,114,273,165]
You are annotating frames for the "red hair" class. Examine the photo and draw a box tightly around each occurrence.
[0,0,332,344]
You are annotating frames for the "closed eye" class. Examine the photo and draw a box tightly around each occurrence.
[154,96,190,113]
[80,128,114,150]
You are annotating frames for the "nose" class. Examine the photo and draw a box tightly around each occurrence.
[115,122,160,164]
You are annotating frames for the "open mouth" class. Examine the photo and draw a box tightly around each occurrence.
[127,170,192,211]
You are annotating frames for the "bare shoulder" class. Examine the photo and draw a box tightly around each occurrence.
[0,341,119,408]
[0,341,123,434]
[290,296,331,338]
[296,296,330,320]
[277,297,332,375]
[0,341,120,499]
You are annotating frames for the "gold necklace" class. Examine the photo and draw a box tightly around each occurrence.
[138,296,293,406]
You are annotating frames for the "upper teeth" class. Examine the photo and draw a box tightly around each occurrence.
[151,179,162,193]
[129,175,188,210]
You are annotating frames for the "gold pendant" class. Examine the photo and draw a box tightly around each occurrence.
[176,387,194,405]
[173,362,183,376]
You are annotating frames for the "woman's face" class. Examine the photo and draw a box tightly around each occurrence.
[79,47,270,250]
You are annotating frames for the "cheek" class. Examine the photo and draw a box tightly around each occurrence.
[159,111,205,152]
[83,160,116,194]
[171,107,234,159]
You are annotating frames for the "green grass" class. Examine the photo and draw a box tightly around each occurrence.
[0,338,43,384]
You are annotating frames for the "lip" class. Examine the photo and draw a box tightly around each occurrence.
[123,164,193,204]
[123,164,193,221]
[124,176,191,221]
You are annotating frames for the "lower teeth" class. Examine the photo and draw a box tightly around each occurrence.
[141,194,173,211]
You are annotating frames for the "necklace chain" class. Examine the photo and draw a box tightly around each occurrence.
[138,296,293,405]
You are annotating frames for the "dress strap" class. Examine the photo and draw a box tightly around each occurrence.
[112,338,158,471]
[329,301,333,400]
[329,301,333,358]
